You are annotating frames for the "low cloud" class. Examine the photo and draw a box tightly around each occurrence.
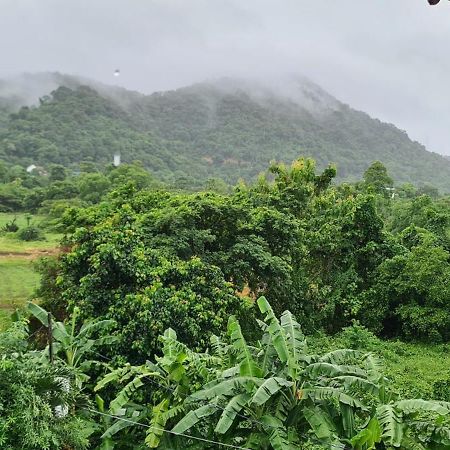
[1,0,449,154]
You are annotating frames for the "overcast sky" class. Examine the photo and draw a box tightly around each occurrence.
[1,0,450,154]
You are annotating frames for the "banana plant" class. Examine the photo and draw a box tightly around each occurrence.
[28,302,117,387]
[94,328,222,449]
[172,297,450,450]
[172,296,380,449]
[96,297,450,449]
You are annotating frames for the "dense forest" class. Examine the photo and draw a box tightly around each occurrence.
[1,154,449,449]
[1,73,450,191]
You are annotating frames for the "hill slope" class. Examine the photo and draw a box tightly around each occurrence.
[1,73,450,190]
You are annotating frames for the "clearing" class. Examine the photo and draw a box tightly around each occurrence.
[0,213,61,329]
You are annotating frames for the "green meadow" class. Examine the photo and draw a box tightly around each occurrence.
[0,213,61,329]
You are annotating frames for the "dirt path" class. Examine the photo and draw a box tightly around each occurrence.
[0,248,60,260]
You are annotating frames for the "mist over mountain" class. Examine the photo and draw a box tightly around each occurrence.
[1,72,450,191]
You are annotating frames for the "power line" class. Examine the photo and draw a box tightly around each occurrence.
[86,408,252,450]
[88,349,345,449]
[28,325,45,340]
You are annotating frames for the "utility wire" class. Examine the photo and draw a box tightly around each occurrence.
[88,349,347,449]
[86,408,252,450]
[27,325,45,340]
[142,376,346,450]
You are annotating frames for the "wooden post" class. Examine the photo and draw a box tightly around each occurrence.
[48,312,54,364]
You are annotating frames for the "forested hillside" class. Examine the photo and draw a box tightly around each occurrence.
[1,73,450,191]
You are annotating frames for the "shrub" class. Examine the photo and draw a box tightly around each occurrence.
[1,217,19,232]
[17,225,45,241]
[434,378,450,402]
[337,319,380,350]
[0,322,91,450]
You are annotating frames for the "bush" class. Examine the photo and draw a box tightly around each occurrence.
[0,322,90,450]
[60,249,252,363]
[337,320,380,350]
[17,225,45,241]
[1,217,19,232]
[433,378,450,402]
[397,305,450,342]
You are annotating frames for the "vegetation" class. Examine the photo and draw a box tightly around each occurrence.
[1,75,450,190]
[0,321,91,449]
[35,159,448,346]
[1,131,450,447]
[0,258,40,309]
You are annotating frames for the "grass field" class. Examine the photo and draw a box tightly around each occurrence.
[0,213,62,253]
[0,258,40,306]
[0,212,48,228]
[0,213,61,330]
[0,258,41,330]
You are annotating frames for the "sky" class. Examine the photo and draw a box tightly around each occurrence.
[1,0,450,154]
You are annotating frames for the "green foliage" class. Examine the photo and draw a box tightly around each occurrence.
[308,330,450,401]
[362,239,450,341]
[93,327,220,449]
[434,378,450,402]
[1,216,19,232]
[49,164,67,182]
[45,199,250,361]
[107,162,159,190]
[0,321,91,449]
[28,303,118,386]
[363,161,393,196]
[337,321,381,351]
[0,149,449,447]
[16,225,44,241]
[99,298,450,449]
[2,74,450,448]
[1,78,450,190]
[78,172,111,203]
[0,180,29,211]
[35,156,450,344]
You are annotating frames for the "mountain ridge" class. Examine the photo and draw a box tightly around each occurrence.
[0,72,449,191]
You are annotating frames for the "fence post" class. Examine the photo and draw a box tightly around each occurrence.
[48,312,54,364]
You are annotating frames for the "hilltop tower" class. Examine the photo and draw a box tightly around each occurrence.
[113,153,121,167]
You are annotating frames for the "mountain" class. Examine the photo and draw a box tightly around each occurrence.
[1,72,450,191]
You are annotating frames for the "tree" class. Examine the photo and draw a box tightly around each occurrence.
[363,161,393,197]
[45,200,250,362]
[49,164,67,182]
[77,172,111,203]
[45,180,79,200]
[0,180,29,211]
[108,162,157,190]
[360,233,450,341]
[37,157,394,338]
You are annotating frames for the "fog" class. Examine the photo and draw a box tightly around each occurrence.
[1,0,450,154]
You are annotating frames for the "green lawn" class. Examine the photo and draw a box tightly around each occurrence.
[0,233,62,253]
